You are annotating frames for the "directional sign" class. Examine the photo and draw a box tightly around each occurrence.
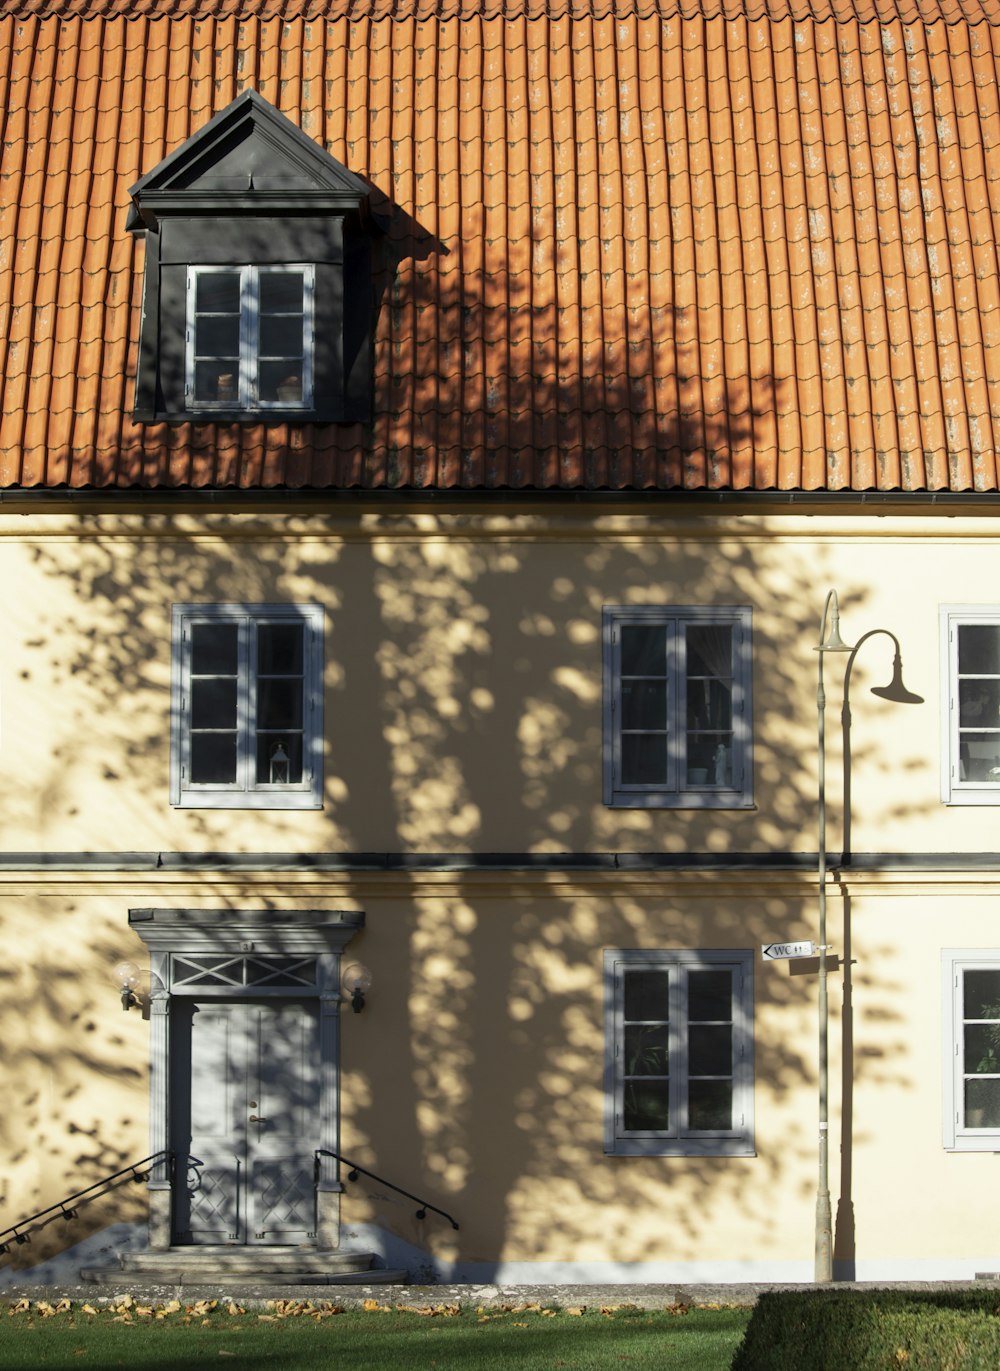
[761,940,817,962]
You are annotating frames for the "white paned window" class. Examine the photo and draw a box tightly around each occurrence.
[604,949,755,1157]
[171,604,324,809]
[603,606,753,808]
[941,607,1000,803]
[942,951,1000,1150]
[186,265,314,411]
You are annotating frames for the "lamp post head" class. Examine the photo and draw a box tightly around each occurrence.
[816,589,855,654]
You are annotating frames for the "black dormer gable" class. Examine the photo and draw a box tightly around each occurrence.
[128,91,380,425]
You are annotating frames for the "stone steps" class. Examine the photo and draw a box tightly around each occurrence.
[80,1247,408,1287]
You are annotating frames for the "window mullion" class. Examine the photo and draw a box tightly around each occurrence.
[611,624,622,787]
[241,267,258,408]
[667,620,682,795]
[949,619,960,782]
[180,619,193,782]
[672,965,686,1139]
[239,617,254,793]
[184,270,196,403]
[302,266,315,407]
[614,966,625,1137]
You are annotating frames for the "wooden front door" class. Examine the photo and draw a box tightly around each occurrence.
[170,999,320,1245]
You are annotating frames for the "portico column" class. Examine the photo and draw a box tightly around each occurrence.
[146,963,172,1250]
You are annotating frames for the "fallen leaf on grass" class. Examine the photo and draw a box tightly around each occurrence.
[227,1302,245,1316]
[81,1305,98,1317]
[565,1307,585,1316]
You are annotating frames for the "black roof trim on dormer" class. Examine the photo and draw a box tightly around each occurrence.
[127,89,374,234]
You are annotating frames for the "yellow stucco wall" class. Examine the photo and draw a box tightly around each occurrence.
[2,868,999,1275]
[0,503,986,856]
[1,500,998,1277]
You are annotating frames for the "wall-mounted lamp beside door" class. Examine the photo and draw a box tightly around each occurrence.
[114,960,141,1011]
[342,962,372,1013]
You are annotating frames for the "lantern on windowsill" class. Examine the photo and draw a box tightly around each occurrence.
[216,373,237,402]
[269,741,290,784]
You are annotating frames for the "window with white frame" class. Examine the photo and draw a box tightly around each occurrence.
[941,607,1000,803]
[942,950,1000,1150]
[604,949,754,1157]
[171,604,323,808]
[186,266,314,412]
[603,606,753,808]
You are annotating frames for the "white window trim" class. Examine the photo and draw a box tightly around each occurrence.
[185,265,315,412]
[940,605,1000,805]
[602,605,753,809]
[942,949,1000,1151]
[171,603,324,810]
[604,948,755,1158]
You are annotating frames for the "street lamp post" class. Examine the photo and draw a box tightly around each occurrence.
[813,591,922,1283]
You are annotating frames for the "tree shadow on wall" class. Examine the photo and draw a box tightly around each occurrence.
[3,352,934,1279]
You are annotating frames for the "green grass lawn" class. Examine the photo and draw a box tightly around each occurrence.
[0,1297,752,1371]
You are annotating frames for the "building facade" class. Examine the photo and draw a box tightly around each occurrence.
[3,0,1000,1283]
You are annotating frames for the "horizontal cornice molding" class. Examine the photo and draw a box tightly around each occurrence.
[0,851,997,873]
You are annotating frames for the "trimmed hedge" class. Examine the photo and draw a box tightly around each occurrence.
[730,1289,1000,1371]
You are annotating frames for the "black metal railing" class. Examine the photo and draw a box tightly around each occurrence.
[0,1151,173,1254]
[314,1149,459,1230]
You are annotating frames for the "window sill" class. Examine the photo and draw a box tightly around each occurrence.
[606,795,756,810]
[148,409,325,425]
[607,1140,756,1158]
[173,791,323,810]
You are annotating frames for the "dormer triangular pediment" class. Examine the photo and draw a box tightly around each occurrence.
[128,90,371,228]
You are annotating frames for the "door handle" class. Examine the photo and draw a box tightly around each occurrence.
[249,1116,267,1123]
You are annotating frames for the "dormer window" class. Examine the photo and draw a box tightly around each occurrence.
[127,91,380,425]
[187,265,314,412]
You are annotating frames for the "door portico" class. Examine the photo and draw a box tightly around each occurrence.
[128,907,365,1251]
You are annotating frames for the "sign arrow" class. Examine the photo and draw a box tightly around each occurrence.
[761,940,818,961]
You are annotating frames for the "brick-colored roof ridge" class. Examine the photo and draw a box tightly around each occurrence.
[8,0,1000,21]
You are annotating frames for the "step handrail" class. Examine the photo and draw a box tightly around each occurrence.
[0,1151,173,1254]
[314,1149,459,1230]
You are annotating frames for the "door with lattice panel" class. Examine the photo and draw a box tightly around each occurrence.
[170,997,320,1244]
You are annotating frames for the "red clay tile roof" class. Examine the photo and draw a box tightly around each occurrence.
[3,8,1000,489]
[9,0,1000,21]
